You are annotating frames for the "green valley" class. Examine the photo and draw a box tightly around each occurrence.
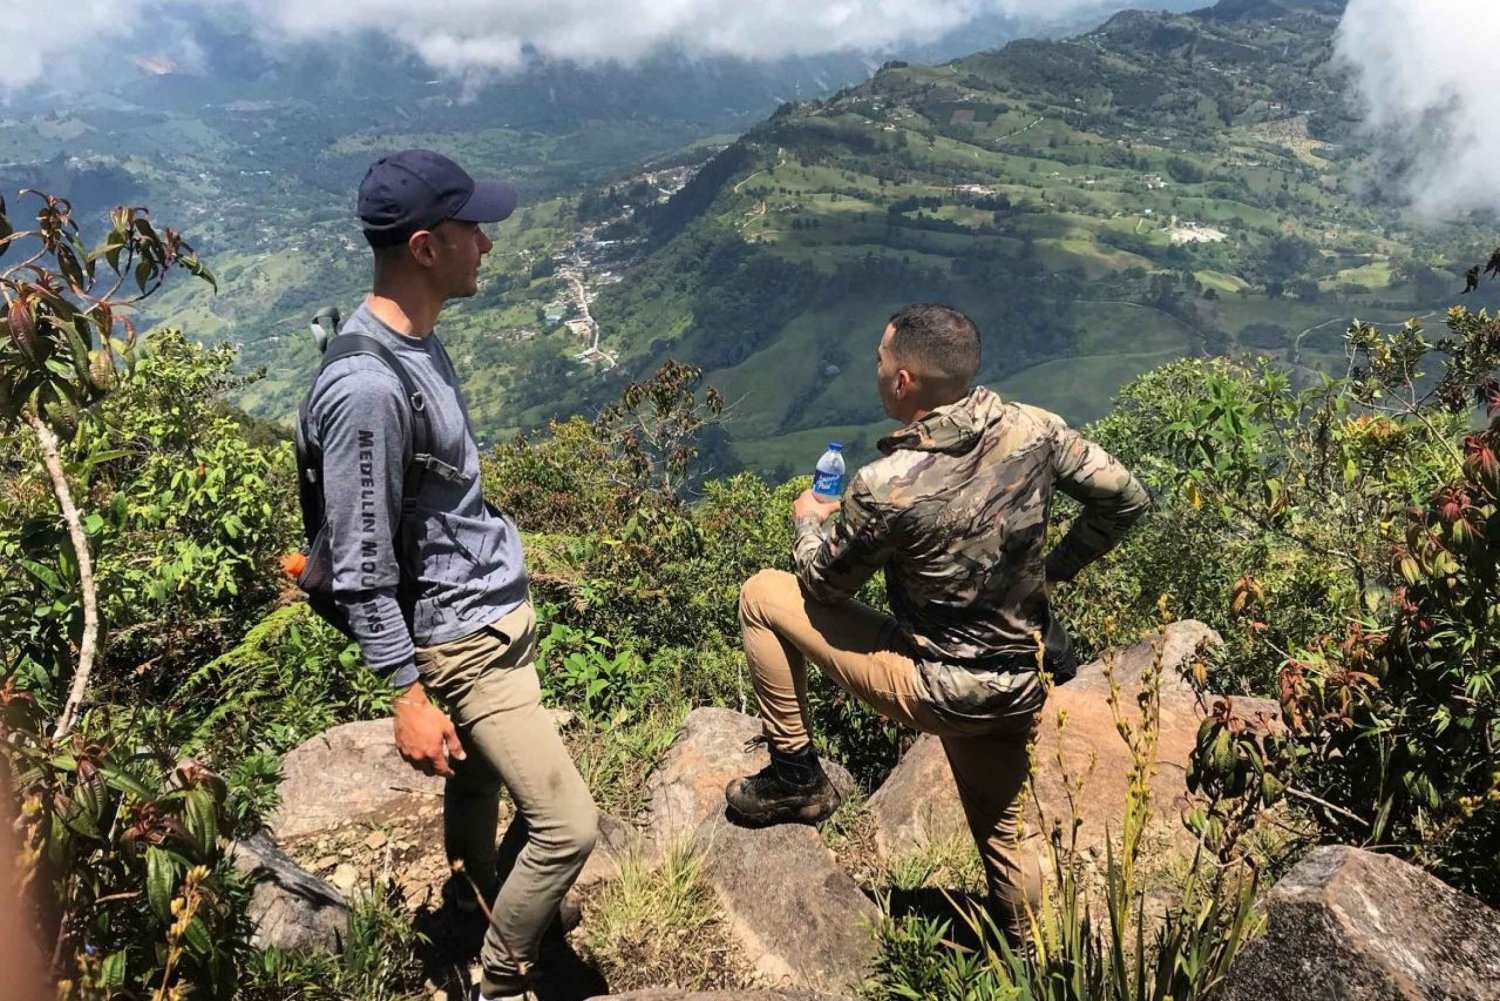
[420,0,1495,475]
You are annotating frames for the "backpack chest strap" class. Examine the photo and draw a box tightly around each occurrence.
[317,333,436,518]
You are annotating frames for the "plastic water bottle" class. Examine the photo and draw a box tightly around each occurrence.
[812,443,846,500]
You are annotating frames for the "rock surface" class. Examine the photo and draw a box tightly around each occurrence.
[574,811,636,892]
[1217,846,1500,1001]
[864,733,969,861]
[642,708,855,850]
[230,830,349,952]
[867,621,1257,863]
[695,815,880,992]
[1064,620,1220,707]
[589,993,854,1000]
[270,718,444,840]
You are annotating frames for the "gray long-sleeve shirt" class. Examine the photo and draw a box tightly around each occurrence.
[304,303,528,687]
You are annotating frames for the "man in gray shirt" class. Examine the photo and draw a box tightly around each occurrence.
[304,149,596,1001]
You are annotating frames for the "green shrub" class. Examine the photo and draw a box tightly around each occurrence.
[1195,309,1500,903]
[1071,350,1464,696]
[539,619,656,724]
[0,329,297,713]
[2,684,240,999]
[483,416,636,537]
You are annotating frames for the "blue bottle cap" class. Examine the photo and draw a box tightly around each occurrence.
[828,442,843,451]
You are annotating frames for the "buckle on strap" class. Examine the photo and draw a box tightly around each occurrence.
[410,452,465,484]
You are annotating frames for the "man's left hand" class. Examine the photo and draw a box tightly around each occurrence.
[793,488,841,524]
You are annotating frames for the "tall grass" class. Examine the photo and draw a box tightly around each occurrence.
[579,844,752,992]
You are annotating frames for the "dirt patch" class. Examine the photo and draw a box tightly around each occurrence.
[283,797,453,909]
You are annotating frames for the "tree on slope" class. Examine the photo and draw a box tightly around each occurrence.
[0,191,213,737]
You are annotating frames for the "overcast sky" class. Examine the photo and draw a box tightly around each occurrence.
[15,0,1497,218]
[12,0,1160,90]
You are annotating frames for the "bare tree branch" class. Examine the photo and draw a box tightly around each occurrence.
[28,411,98,739]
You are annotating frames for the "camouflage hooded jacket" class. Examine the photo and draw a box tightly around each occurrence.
[793,385,1150,719]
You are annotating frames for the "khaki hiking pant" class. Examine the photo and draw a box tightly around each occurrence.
[738,568,1041,942]
[414,600,598,996]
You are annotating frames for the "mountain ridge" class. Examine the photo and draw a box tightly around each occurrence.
[495,0,1483,475]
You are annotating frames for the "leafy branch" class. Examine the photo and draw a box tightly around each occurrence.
[0,192,215,738]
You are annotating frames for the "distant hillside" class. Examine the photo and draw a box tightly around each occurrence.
[2,0,1216,442]
[11,0,1496,477]
[485,0,1495,476]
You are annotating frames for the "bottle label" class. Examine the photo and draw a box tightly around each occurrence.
[812,470,844,498]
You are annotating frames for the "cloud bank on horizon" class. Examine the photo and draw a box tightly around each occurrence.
[1335,0,1498,218]
[7,0,1149,92]
[256,0,984,69]
[19,0,1496,218]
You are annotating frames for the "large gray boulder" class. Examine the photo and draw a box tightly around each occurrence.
[230,830,349,952]
[1064,619,1220,707]
[270,718,443,840]
[642,708,855,851]
[864,733,969,862]
[866,621,1280,864]
[693,815,879,993]
[1217,846,1500,1001]
[589,993,854,1000]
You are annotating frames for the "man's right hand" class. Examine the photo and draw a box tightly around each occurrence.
[392,683,466,778]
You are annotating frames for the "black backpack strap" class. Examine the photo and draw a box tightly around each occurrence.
[317,333,435,516]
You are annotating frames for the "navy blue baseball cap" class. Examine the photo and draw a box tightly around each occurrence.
[357,149,519,248]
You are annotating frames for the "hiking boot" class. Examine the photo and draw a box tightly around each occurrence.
[725,739,841,826]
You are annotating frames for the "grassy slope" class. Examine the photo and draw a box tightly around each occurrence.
[563,0,1492,473]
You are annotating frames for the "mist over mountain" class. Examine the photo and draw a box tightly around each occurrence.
[0,0,1201,242]
[11,0,1205,101]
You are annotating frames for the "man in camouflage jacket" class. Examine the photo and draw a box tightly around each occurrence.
[727,303,1150,941]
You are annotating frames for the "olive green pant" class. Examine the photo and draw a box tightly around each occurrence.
[414,600,598,996]
[738,568,1041,942]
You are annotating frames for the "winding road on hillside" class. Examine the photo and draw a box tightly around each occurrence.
[1291,310,1438,362]
[560,266,616,369]
[994,116,1046,143]
[732,147,788,194]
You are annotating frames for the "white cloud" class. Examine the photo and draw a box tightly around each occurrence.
[250,0,988,70]
[1335,0,1500,218]
[0,1,154,91]
[2,0,1171,96]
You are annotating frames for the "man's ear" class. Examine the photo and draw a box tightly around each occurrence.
[895,367,916,400]
[406,229,437,267]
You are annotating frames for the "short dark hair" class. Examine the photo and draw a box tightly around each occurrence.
[886,303,981,389]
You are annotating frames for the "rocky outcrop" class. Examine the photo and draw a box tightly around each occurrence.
[575,812,637,893]
[694,816,879,993]
[1217,846,1500,1001]
[230,829,350,952]
[270,718,444,840]
[866,621,1278,863]
[1063,619,1220,707]
[642,708,855,850]
[262,713,639,952]
[864,733,968,861]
